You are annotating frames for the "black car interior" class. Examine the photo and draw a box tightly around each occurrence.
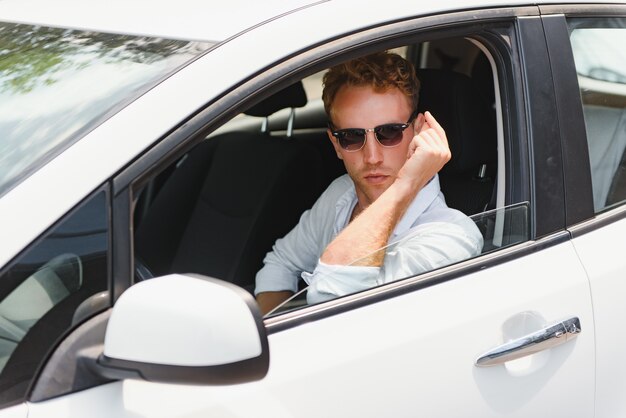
[134,82,345,291]
[134,40,502,292]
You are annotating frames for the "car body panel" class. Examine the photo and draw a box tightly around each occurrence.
[0,0,621,42]
[0,0,322,42]
[571,214,626,418]
[0,404,26,418]
[26,240,594,417]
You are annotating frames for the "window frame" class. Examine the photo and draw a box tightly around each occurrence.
[109,6,565,332]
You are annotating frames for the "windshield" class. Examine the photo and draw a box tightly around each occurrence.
[0,22,213,197]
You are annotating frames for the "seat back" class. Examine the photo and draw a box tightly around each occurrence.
[417,68,497,215]
[135,82,326,289]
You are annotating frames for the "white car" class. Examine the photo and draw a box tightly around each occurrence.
[0,0,625,416]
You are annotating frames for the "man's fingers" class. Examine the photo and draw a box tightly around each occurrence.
[412,128,452,161]
[424,111,447,143]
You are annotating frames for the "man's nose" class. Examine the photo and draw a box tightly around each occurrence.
[362,131,383,165]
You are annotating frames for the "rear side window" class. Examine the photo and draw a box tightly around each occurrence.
[568,18,626,212]
[0,189,109,408]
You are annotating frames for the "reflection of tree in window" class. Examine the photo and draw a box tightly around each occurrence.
[0,23,199,93]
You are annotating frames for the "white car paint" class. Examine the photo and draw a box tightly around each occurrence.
[0,405,27,418]
[104,275,262,366]
[0,0,321,42]
[0,0,621,42]
[571,212,626,418]
[26,241,594,417]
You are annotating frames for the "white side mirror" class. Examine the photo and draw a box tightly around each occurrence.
[97,274,268,385]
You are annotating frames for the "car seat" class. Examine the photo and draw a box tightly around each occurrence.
[134,81,327,291]
[416,68,498,215]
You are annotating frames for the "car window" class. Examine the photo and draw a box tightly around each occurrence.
[568,18,626,212]
[269,202,530,315]
[132,33,530,317]
[0,22,213,198]
[0,189,109,407]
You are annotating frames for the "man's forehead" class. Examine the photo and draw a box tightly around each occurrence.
[331,85,413,126]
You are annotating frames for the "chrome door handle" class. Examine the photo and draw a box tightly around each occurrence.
[475,317,581,367]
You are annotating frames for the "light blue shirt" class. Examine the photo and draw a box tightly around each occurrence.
[254,174,483,304]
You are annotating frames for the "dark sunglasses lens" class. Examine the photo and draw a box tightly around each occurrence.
[375,124,405,146]
[337,129,366,151]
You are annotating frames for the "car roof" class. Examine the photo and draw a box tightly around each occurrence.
[0,0,623,43]
[0,0,321,42]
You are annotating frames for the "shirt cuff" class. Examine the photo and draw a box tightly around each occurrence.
[302,260,380,304]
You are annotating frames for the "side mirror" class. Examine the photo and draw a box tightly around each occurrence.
[97,274,269,385]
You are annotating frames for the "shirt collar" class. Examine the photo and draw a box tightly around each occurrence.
[334,174,442,237]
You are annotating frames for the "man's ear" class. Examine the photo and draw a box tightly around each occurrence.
[327,129,343,160]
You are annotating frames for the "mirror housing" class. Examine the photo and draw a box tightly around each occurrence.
[97,274,269,385]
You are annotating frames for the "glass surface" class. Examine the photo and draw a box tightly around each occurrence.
[267,202,531,317]
[570,21,626,85]
[0,190,109,406]
[569,18,626,212]
[0,22,213,197]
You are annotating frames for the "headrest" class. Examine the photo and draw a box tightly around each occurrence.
[416,69,497,173]
[245,81,307,117]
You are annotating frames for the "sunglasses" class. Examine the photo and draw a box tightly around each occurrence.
[330,111,417,152]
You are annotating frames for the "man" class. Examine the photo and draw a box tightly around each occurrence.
[255,51,483,314]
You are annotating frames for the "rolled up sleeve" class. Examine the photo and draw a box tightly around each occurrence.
[254,176,350,295]
[303,218,483,303]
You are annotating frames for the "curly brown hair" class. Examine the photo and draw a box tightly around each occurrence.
[322,51,420,125]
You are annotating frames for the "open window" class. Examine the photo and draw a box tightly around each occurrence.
[131,29,529,316]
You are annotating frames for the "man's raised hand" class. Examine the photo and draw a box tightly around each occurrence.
[398,111,451,190]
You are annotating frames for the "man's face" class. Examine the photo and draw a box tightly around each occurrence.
[327,85,414,206]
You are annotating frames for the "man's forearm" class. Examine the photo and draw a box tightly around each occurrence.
[320,180,420,267]
[256,291,293,315]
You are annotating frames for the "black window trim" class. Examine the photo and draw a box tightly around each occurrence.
[539,5,626,238]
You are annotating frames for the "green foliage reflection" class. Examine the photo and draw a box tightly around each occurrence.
[0,23,192,93]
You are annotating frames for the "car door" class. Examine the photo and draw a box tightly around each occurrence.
[258,17,595,417]
[25,5,596,418]
[545,6,626,418]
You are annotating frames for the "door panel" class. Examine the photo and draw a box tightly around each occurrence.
[260,241,594,417]
[0,404,26,418]
[572,216,626,418]
[27,240,594,417]
[561,14,626,418]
